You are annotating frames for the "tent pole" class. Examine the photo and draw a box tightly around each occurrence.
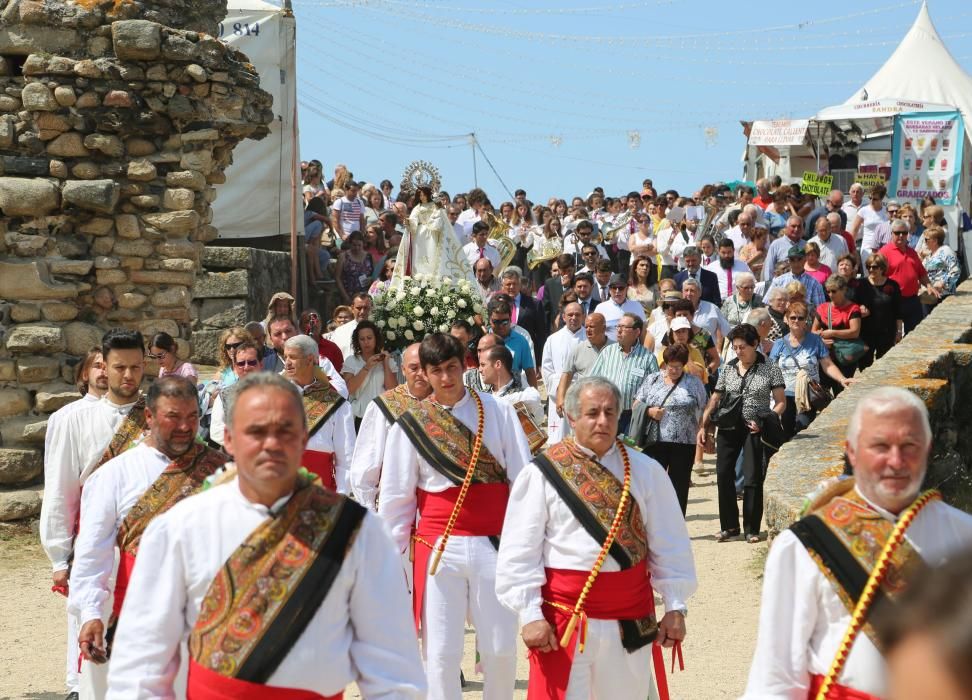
[815,122,821,174]
[290,103,300,305]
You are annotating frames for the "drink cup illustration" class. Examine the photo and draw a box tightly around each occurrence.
[905,137,913,149]
[917,136,926,149]
[940,158,948,171]
[904,157,912,169]
[900,176,910,188]
[943,137,950,150]
[931,137,938,150]
[916,158,923,169]
[939,179,947,190]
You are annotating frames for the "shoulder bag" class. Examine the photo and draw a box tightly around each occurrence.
[715,360,754,431]
[640,373,683,448]
[827,304,868,366]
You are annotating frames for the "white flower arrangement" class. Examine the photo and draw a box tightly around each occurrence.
[372,276,484,352]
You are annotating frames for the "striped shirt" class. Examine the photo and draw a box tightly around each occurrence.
[589,343,659,411]
[332,196,364,237]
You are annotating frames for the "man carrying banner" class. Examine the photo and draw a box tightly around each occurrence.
[69,376,228,696]
[106,372,425,699]
[742,386,972,699]
[495,376,697,700]
[379,333,532,700]
[282,334,355,493]
[40,329,148,700]
[350,342,432,511]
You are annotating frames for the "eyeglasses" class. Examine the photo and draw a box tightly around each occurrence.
[609,285,626,291]
[787,316,806,322]
[305,313,320,321]
[866,264,884,270]
[490,318,511,326]
[892,231,909,237]
[225,341,243,351]
[235,359,260,368]
[146,351,166,360]
[617,325,638,331]
[737,285,755,290]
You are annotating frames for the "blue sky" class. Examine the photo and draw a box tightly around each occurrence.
[291,0,971,203]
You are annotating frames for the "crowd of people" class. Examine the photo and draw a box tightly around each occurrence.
[34,161,972,700]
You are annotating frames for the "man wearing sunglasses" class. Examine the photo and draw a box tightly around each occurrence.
[878,219,940,333]
[208,341,263,446]
[487,295,538,389]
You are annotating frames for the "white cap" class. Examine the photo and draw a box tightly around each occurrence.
[671,317,692,331]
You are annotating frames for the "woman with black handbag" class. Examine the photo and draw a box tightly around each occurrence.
[633,343,707,516]
[698,324,785,543]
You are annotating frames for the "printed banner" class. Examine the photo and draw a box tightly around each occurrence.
[855,172,886,191]
[749,120,810,146]
[890,111,964,206]
[801,172,834,197]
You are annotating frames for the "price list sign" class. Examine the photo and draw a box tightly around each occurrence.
[890,111,965,206]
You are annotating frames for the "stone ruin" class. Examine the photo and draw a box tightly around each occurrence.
[0,0,273,521]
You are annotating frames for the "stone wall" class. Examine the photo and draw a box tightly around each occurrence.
[764,280,972,534]
[0,0,272,521]
[190,245,290,365]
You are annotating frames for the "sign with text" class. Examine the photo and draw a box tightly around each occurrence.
[855,172,886,191]
[749,119,810,146]
[801,172,834,197]
[890,111,964,206]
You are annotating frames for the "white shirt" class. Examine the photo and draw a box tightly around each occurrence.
[324,320,357,360]
[856,204,889,250]
[495,441,697,626]
[723,225,748,252]
[492,378,544,426]
[841,201,861,225]
[655,226,686,266]
[105,477,425,699]
[378,389,532,554]
[743,489,972,699]
[301,383,356,495]
[541,326,584,398]
[456,208,481,241]
[562,234,608,260]
[693,299,730,340]
[319,356,349,398]
[808,233,849,271]
[342,354,399,418]
[704,258,753,299]
[593,299,646,342]
[462,239,501,269]
[68,443,170,625]
[40,395,144,572]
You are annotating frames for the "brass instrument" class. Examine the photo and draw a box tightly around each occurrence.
[527,234,563,270]
[485,212,517,270]
[596,209,632,244]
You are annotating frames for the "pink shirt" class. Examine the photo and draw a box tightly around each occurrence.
[805,264,832,287]
[159,361,198,381]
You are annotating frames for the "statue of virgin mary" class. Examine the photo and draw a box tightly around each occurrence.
[390,186,479,290]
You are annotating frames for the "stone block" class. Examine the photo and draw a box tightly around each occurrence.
[141,210,199,235]
[0,388,31,418]
[112,20,162,61]
[75,91,99,108]
[130,194,160,208]
[0,115,14,147]
[0,95,21,111]
[0,417,48,446]
[62,179,120,214]
[0,485,43,522]
[0,177,59,216]
[5,231,48,256]
[90,236,116,256]
[157,239,199,260]
[0,449,42,486]
[165,170,206,191]
[0,359,14,381]
[46,132,90,158]
[48,159,67,178]
[186,64,208,83]
[125,138,156,156]
[126,158,157,181]
[71,161,101,179]
[0,260,79,300]
[34,382,80,412]
[5,324,64,353]
[189,328,222,365]
[20,82,57,111]
[201,246,253,269]
[10,304,40,322]
[160,258,195,272]
[137,319,179,338]
[198,298,247,329]
[112,238,154,257]
[16,356,59,383]
[79,217,114,236]
[130,269,194,287]
[179,150,213,174]
[163,188,195,210]
[41,302,77,322]
[117,292,147,309]
[114,214,141,239]
[48,259,93,275]
[155,307,190,321]
[94,255,119,269]
[119,256,144,270]
[83,134,124,158]
[151,286,190,308]
[53,85,76,106]
[73,59,102,78]
[95,268,127,285]
[63,321,103,355]
[103,90,132,108]
[2,155,50,177]
[193,270,249,298]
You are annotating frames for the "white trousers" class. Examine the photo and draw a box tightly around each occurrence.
[66,608,80,692]
[80,658,109,700]
[421,535,517,700]
[563,619,657,700]
[547,398,567,442]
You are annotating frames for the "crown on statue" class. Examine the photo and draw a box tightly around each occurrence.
[399,160,442,196]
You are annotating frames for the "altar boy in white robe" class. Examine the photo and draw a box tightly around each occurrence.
[540,302,585,441]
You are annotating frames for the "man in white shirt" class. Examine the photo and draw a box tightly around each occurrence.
[106,372,425,699]
[379,333,531,700]
[808,214,849,270]
[266,315,348,396]
[462,221,501,270]
[705,237,753,301]
[71,376,228,697]
[456,187,487,241]
[480,344,544,426]
[330,179,366,242]
[743,387,972,699]
[593,273,646,342]
[562,220,608,263]
[496,376,697,699]
[540,302,585,441]
[208,340,263,446]
[40,329,148,700]
[447,204,468,246]
[323,292,371,360]
[841,182,865,224]
[681,278,730,350]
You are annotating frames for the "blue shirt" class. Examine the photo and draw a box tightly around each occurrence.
[493,329,536,372]
[768,271,827,308]
[769,333,829,396]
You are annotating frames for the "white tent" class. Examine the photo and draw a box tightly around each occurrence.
[211,0,302,241]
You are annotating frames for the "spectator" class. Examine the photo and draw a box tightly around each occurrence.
[762,216,806,283]
[627,254,659,316]
[768,245,826,309]
[842,182,865,223]
[213,326,252,385]
[299,308,343,372]
[208,340,263,446]
[148,332,197,381]
[674,246,721,306]
[554,312,613,423]
[368,256,396,296]
[540,253,576,328]
[262,291,296,329]
[302,159,326,205]
[330,179,366,242]
[304,196,333,286]
[812,274,863,388]
[849,183,889,262]
[487,295,538,388]
[764,285,789,343]
[657,317,708,383]
[699,323,785,544]
[739,221,769,280]
[474,256,501,297]
[681,278,730,351]
[634,342,707,515]
[330,305,353,330]
[721,271,763,328]
[589,312,657,434]
[335,231,375,304]
[804,189,847,237]
[669,299,721,381]
[770,301,851,439]
[479,344,544,425]
[327,292,372,359]
[855,252,903,369]
[364,189,385,226]
[921,225,960,310]
[499,266,547,363]
[593,273,646,341]
[706,238,752,303]
[644,290,680,351]
[341,320,398,431]
[462,221,501,269]
[802,242,832,287]
[879,219,940,332]
[807,215,848,271]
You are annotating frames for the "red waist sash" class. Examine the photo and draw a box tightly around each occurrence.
[303,450,336,491]
[412,483,509,629]
[188,658,340,700]
[808,673,880,700]
[528,563,663,700]
[112,550,136,619]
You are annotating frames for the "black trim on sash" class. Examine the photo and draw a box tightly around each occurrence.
[619,616,658,652]
[534,452,634,570]
[307,395,346,439]
[790,514,891,620]
[236,498,367,684]
[373,394,399,426]
[398,410,478,485]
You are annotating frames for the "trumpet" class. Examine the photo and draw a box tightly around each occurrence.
[596,210,632,244]
[484,212,517,270]
[527,236,564,270]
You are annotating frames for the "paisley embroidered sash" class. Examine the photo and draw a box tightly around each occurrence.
[302,383,346,438]
[189,476,366,685]
[372,384,419,425]
[534,438,648,569]
[790,478,927,649]
[92,395,149,473]
[396,397,505,485]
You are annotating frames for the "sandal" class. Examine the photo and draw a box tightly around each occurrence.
[747,534,761,544]
[716,529,740,542]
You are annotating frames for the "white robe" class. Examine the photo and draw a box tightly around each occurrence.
[392,202,478,289]
[742,489,972,699]
[540,326,584,441]
[106,477,425,699]
[302,387,356,495]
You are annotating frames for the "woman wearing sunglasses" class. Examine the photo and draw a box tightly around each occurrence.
[148,332,197,381]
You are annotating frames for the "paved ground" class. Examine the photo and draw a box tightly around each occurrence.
[0,455,765,700]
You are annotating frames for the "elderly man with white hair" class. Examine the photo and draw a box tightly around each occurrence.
[284,334,356,493]
[743,386,972,700]
[808,214,849,271]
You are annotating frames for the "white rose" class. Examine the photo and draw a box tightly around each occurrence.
[439,324,449,333]
[376,319,386,328]
[386,331,395,340]
[442,276,453,285]
[457,299,467,309]
[426,288,436,297]
[430,307,439,316]
[442,296,451,304]
[396,316,407,327]
[410,287,421,297]
[447,309,456,319]
[459,280,470,289]
[473,303,484,314]
[396,290,406,301]
[467,316,476,325]
[413,320,425,332]
[413,305,424,317]
[404,330,414,341]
